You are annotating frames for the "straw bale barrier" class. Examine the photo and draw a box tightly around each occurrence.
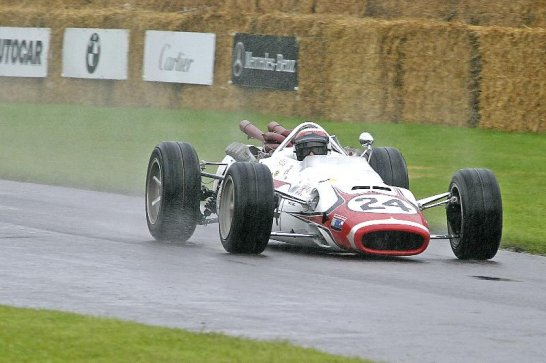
[221,0,546,28]
[4,0,544,27]
[0,5,544,132]
[0,1,218,12]
[476,26,545,132]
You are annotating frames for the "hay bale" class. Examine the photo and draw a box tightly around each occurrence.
[1,4,544,132]
[311,18,394,122]
[477,26,546,132]
[217,0,546,28]
[256,0,315,14]
[457,0,545,28]
[0,0,219,11]
[313,0,367,15]
[304,18,471,125]
[363,0,457,21]
[396,21,471,126]
[5,0,544,27]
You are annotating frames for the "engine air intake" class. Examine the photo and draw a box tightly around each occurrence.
[362,231,424,251]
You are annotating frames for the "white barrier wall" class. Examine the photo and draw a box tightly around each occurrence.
[62,28,129,80]
[0,27,50,78]
[142,31,215,85]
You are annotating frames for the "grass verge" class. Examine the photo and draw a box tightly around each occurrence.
[0,102,544,253]
[0,305,369,363]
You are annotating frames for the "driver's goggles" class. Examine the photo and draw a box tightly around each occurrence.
[300,145,327,157]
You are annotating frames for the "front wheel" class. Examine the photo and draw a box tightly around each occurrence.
[446,168,502,260]
[218,162,274,254]
[145,141,201,241]
[368,147,409,189]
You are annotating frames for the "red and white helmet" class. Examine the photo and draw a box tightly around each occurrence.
[294,128,329,161]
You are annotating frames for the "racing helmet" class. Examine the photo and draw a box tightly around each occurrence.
[294,128,329,161]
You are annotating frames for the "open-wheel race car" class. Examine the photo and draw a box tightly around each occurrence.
[145,121,503,260]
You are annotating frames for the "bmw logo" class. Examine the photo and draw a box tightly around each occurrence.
[86,33,100,73]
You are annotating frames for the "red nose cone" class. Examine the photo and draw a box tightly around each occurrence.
[350,219,430,256]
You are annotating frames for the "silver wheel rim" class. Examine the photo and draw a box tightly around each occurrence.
[146,158,162,224]
[219,175,235,239]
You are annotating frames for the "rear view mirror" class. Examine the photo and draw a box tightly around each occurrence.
[359,132,374,148]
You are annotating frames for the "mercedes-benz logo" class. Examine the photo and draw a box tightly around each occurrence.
[232,42,245,77]
[86,33,100,73]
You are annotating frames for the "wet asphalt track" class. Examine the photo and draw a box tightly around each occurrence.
[1,179,545,363]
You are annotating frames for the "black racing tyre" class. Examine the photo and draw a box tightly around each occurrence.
[145,141,201,241]
[368,147,409,189]
[446,168,502,260]
[218,162,274,254]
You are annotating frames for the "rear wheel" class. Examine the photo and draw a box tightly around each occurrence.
[446,168,502,260]
[145,142,201,241]
[368,147,409,189]
[218,162,274,254]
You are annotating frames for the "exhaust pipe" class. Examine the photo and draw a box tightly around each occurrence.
[267,121,292,137]
[239,120,265,142]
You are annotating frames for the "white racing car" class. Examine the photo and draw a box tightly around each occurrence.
[145,121,502,260]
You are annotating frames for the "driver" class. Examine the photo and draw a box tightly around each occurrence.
[293,128,329,161]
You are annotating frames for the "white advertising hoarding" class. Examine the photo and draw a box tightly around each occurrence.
[62,28,129,80]
[0,27,50,77]
[143,31,215,85]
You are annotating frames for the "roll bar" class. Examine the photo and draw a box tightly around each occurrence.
[272,122,348,156]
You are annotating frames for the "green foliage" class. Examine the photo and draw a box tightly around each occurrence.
[0,305,369,363]
[0,103,544,253]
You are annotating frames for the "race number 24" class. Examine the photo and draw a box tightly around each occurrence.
[348,195,416,214]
